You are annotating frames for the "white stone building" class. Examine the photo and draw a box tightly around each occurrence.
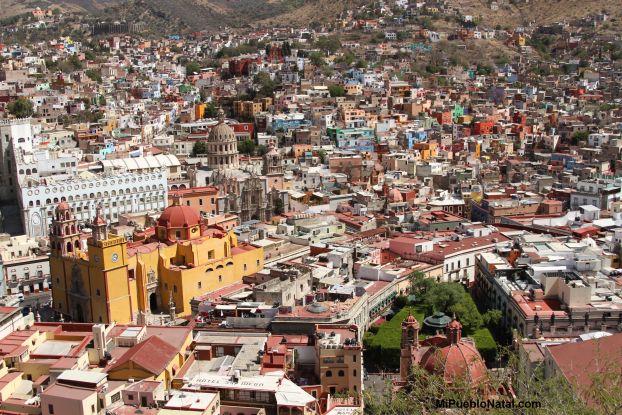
[19,170,168,238]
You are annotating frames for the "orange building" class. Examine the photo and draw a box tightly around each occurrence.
[168,186,220,216]
[413,141,438,160]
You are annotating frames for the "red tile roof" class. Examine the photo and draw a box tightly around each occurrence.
[107,336,178,376]
[547,333,622,398]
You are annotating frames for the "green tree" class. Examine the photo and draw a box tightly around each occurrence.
[203,102,219,118]
[98,95,106,106]
[423,282,464,313]
[84,50,96,61]
[571,130,588,145]
[256,145,268,156]
[335,50,355,65]
[85,69,102,83]
[314,35,341,53]
[328,85,345,97]
[238,139,256,155]
[52,8,61,15]
[7,98,34,118]
[253,72,277,98]
[309,51,326,67]
[274,198,285,215]
[186,61,201,76]
[355,59,368,69]
[396,31,411,41]
[191,141,208,156]
[449,296,483,334]
[409,272,434,301]
[482,309,502,328]
[68,54,82,70]
[281,41,291,57]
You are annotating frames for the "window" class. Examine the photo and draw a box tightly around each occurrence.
[208,250,215,260]
[353,355,356,362]
[199,199,203,206]
[48,404,54,414]
[353,369,357,376]
[325,370,332,377]
[338,370,345,377]
[198,281,202,289]
[215,346,225,357]
[96,289,100,296]
[141,397,148,407]
[111,393,121,403]
[127,394,134,401]
[91,404,95,413]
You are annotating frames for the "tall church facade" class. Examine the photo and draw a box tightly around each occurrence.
[195,110,290,223]
[50,198,264,324]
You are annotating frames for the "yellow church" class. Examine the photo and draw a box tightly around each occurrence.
[50,197,264,324]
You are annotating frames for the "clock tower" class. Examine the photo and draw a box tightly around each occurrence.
[86,203,132,323]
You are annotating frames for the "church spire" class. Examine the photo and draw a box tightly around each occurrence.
[92,203,108,242]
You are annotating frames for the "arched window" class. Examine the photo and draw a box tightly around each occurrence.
[338,370,345,377]
[326,370,332,377]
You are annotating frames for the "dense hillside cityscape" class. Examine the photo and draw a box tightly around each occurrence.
[0,0,620,414]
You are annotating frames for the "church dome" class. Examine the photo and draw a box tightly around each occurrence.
[419,341,487,385]
[157,202,201,229]
[208,109,236,143]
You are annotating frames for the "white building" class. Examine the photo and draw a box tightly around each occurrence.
[20,170,168,238]
[0,234,50,296]
[0,119,35,201]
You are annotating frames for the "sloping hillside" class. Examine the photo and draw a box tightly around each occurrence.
[0,0,357,31]
[3,0,620,33]
[453,0,622,28]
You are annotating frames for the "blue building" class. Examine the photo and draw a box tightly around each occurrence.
[551,153,577,170]
[402,129,428,149]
